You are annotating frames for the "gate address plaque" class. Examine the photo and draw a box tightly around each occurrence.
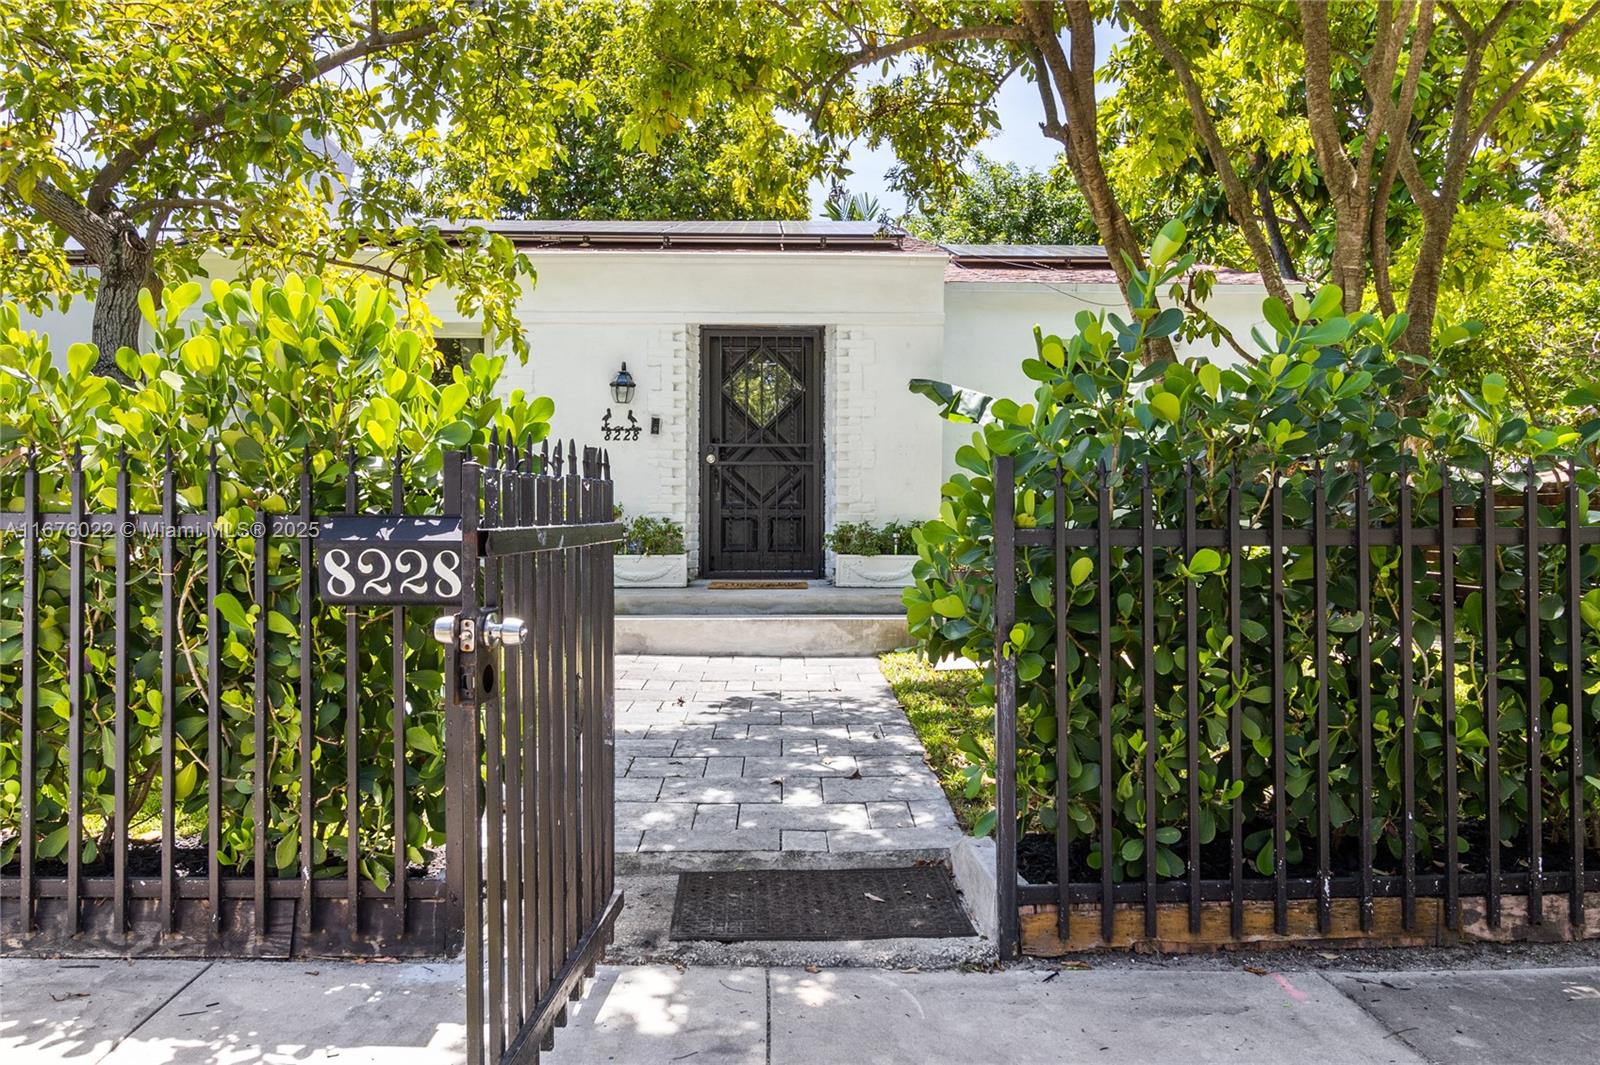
[316,516,463,606]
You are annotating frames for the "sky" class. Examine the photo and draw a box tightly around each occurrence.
[806,25,1128,217]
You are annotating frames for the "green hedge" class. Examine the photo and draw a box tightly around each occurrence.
[0,276,552,885]
[904,223,1600,882]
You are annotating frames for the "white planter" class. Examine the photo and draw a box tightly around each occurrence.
[614,553,689,588]
[833,553,918,588]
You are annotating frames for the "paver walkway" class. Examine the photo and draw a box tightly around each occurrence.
[613,655,960,861]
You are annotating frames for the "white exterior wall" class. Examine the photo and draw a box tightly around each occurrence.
[432,250,950,576]
[11,252,1268,580]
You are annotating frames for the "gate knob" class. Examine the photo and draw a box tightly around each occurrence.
[704,452,717,464]
[431,614,458,645]
[484,615,527,647]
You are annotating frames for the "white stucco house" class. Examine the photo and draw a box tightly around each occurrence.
[427,220,1267,585]
[19,219,1267,606]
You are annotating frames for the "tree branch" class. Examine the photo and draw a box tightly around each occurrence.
[1023,42,1068,144]
[125,196,242,220]
[1124,1,1288,302]
[806,19,1025,123]
[834,23,1027,68]
[1370,147,1400,316]
[1254,162,1299,282]
[1384,2,1437,209]
[85,20,443,212]
[4,175,115,260]
[1299,2,1359,196]
[1469,2,1600,145]
[1354,1,1410,180]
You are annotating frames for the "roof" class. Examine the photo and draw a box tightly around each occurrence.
[941,243,1108,265]
[57,217,1262,285]
[430,218,915,251]
[944,262,1264,285]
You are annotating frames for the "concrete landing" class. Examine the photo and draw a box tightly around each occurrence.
[619,582,905,616]
[617,613,908,655]
[617,584,908,655]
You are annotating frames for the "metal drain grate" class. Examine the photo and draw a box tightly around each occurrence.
[670,866,976,942]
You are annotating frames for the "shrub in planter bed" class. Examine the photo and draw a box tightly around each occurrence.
[613,511,688,586]
[0,276,553,884]
[903,221,1600,884]
[616,511,686,555]
[824,520,915,556]
[827,520,919,586]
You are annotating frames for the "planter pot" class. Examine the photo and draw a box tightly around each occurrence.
[614,553,689,588]
[833,553,918,588]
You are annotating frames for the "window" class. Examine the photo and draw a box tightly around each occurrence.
[431,336,485,386]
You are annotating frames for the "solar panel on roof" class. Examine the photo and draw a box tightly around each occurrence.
[422,217,903,248]
[780,220,888,237]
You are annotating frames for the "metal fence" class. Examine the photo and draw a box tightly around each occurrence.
[1,436,620,970]
[447,441,621,1064]
[0,445,475,955]
[992,452,1600,957]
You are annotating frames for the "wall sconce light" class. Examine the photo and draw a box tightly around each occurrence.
[610,362,637,405]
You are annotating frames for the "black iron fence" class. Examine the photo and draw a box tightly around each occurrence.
[448,441,621,1064]
[992,452,1600,956]
[1,437,618,971]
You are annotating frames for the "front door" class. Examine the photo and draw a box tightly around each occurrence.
[701,329,823,578]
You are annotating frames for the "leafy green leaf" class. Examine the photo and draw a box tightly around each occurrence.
[213,592,251,630]
[1070,557,1094,586]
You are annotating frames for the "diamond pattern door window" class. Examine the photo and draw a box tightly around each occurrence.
[723,347,802,428]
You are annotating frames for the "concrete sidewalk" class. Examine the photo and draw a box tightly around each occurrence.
[6,958,1598,1064]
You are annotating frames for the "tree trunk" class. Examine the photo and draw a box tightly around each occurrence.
[1028,1,1178,362]
[1328,198,1370,314]
[1401,213,1451,356]
[91,234,152,374]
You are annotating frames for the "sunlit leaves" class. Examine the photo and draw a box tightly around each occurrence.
[0,273,554,876]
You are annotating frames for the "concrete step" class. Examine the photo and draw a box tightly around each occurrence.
[615,613,909,655]
[618,582,905,617]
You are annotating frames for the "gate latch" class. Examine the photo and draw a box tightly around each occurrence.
[434,612,527,705]
[431,612,525,651]
[433,612,479,704]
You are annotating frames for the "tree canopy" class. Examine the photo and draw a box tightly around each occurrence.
[7,0,1600,373]
[618,0,1600,357]
[903,154,1097,244]
[353,2,814,223]
[2,0,590,366]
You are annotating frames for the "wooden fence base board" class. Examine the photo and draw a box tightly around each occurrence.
[1021,892,1600,956]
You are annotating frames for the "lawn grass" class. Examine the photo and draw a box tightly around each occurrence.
[878,651,990,832]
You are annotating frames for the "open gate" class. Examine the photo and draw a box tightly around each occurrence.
[439,439,623,1064]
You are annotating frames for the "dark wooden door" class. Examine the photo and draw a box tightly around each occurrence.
[701,329,823,578]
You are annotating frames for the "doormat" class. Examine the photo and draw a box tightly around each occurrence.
[670,867,976,942]
[705,580,808,590]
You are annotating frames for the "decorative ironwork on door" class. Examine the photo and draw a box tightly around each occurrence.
[701,330,823,578]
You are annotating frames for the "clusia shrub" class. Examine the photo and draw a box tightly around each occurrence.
[903,222,1600,885]
[0,275,552,885]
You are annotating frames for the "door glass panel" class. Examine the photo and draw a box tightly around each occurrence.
[723,346,802,429]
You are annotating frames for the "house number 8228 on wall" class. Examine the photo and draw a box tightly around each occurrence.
[315,516,465,606]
